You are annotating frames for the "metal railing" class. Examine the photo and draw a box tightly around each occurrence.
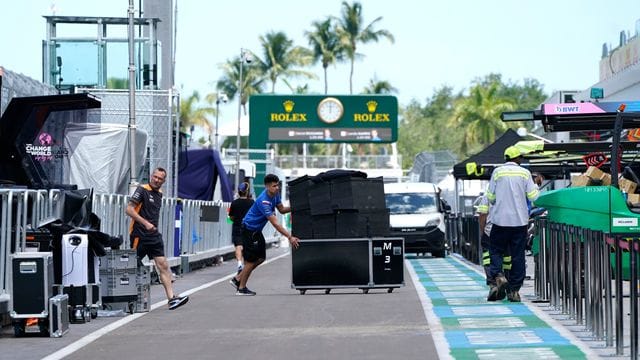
[272,154,402,171]
[444,213,481,264]
[531,218,640,357]
[1,188,286,314]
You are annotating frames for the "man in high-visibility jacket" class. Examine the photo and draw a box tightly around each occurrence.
[475,191,511,285]
[486,146,541,302]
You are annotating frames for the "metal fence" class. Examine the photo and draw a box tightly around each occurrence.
[0,66,58,117]
[444,213,482,264]
[1,188,286,314]
[409,150,457,184]
[532,217,640,358]
[272,154,403,172]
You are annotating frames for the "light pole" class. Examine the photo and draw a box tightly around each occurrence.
[234,48,251,196]
[214,92,227,151]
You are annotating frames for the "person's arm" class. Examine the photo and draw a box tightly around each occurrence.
[525,173,541,202]
[125,202,156,232]
[228,204,236,221]
[276,202,291,214]
[478,212,487,232]
[267,214,299,248]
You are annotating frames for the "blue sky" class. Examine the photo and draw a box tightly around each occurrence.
[2,0,639,131]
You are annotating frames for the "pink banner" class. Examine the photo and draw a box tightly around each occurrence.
[543,103,606,115]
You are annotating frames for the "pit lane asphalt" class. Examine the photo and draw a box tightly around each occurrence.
[1,246,437,360]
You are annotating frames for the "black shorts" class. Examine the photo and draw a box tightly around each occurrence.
[241,227,266,263]
[232,230,244,247]
[130,233,165,260]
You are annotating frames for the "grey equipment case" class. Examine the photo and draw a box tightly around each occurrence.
[49,294,70,337]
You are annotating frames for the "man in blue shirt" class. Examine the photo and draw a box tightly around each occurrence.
[230,174,300,295]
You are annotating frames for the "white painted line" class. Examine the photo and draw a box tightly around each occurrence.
[406,258,453,360]
[42,252,290,360]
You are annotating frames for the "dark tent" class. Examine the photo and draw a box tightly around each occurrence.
[452,129,522,180]
[178,149,233,202]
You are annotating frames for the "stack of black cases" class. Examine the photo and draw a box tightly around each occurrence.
[287,173,403,294]
[288,174,389,239]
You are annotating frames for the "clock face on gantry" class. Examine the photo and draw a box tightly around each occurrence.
[317,97,344,124]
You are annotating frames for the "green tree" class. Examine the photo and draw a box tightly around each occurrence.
[363,77,397,94]
[362,77,397,156]
[398,87,461,168]
[179,91,216,145]
[257,31,315,94]
[452,79,515,156]
[216,55,265,116]
[106,77,128,89]
[305,17,344,94]
[335,1,394,94]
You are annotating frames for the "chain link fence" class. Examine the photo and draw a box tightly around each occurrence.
[0,66,57,116]
[78,89,180,197]
[409,150,457,184]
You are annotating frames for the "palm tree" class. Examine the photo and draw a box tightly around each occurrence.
[335,1,394,94]
[452,81,515,155]
[363,77,397,94]
[257,31,316,93]
[305,18,344,94]
[179,91,216,146]
[216,55,265,115]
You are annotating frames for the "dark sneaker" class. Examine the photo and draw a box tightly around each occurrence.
[495,275,508,300]
[507,290,521,302]
[236,287,256,296]
[229,277,240,290]
[168,295,189,310]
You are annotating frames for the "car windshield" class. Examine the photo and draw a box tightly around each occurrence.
[385,193,437,215]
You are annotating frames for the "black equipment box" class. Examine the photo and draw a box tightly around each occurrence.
[10,252,54,317]
[25,229,54,252]
[371,238,404,286]
[63,285,90,323]
[49,294,70,337]
[291,237,404,294]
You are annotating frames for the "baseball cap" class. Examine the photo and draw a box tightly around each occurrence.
[238,182,249,192]
[504,146,521,160]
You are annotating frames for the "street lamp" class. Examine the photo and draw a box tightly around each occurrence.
[214,92,228,151]
[235,48,252,196]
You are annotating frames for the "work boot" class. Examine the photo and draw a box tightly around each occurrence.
[507,290,521,302]
[487,284,499,301]
[495,275,508,300]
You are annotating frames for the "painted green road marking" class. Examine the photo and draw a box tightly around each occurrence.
[409,257,589,359]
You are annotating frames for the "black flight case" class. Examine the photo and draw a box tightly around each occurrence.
[291,237,404,294]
